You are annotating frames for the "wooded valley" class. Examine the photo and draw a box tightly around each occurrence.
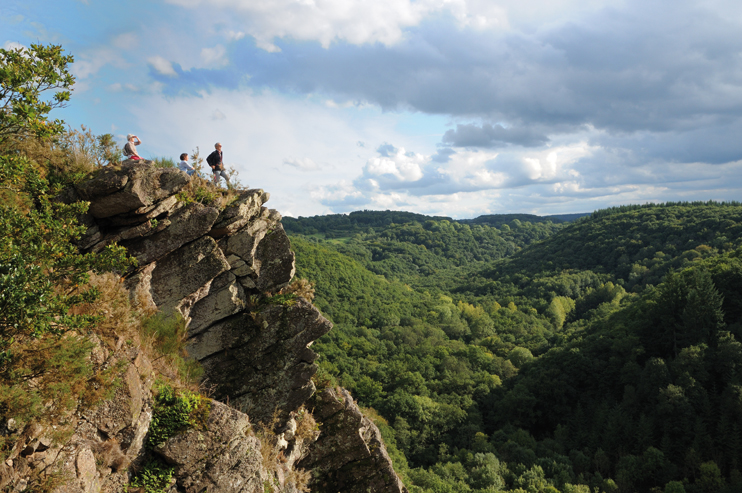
[285,203,742,493]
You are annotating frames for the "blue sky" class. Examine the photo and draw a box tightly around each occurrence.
[3,0,742,218]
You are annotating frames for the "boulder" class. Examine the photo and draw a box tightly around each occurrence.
[209,190,269,238]
[299,387,408,493]
[75,162,188,219]
[153,400,269,493]
[253,224,296,292]
[186,313,253,361]
[101,195,182,227]
[149,236,229,310]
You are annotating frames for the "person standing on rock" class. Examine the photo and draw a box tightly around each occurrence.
[206,142,230,187]
[123,134,142,160]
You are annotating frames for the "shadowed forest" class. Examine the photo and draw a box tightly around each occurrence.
[285,203,742,493]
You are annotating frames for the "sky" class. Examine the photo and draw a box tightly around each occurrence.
[3,0,742,219]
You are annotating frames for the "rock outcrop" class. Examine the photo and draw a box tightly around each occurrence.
[2,160,406,493]
[299,387,408,493]
[0,338,154,493]
[152,400,270,493]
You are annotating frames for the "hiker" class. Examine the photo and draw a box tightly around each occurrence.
[178,153,197,176]
[123,134,142,160]
[206,142,230,187]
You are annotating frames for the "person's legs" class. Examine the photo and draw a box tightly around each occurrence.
[213,169,229,186]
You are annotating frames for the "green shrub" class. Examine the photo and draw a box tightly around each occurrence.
[147,383,211,448]
[129,460,175,493]
[151,157,176,169]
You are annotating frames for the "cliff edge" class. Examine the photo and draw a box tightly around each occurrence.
[0,161,406,493]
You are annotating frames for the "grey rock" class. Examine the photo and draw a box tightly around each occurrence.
[75,162,188,218]
[74,168,129,200]
[187,271,246,337]
[149,236,229,310]
[196,299,331,425]
[239,277,257,289]
[300,387,408,493]
[253,224,295,292]
[230,259,254,277]
[209,190,269,238]
[154,400,269,493]
[101,195,182,228]
[123,202,220,266]
[186,313,253,361]
[221,209,275,263]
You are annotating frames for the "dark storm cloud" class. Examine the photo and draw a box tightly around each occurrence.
[231,0,742,132]
[590,120,742,166]
[442,123,549,148]
[431,147,456,163]
[154,0,742,164]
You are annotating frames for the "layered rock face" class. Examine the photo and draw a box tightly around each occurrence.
[0,160,406,492]
[72,161,328,426]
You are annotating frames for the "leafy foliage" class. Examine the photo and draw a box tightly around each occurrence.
[289,203,742,492]
[0,43,74,146]
[128,460,176,493]
[0,43,137,474]
[147,383,211,448]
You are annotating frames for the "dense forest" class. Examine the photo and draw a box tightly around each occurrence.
[289,204,742,493]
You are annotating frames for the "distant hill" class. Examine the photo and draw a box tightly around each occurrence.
[284,209,590,237]
[460,212,589,227]
[544,212,590,222]
[283,210,451,237]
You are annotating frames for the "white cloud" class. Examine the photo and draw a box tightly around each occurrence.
[284,157,321,171]
[226,30,246,41]
[162,0,522,51]
[2,41,26,51]
[363,146,425,182]
[211,109,226,120]
[310,181,366,205]
[148,56,178,77]
[201,44,228,67]
[371,192,407,208]
[108,83,139,92]
[161,0,615,52]
[111,32,138,50]
[116,87,416,216]
[73,46,129,80]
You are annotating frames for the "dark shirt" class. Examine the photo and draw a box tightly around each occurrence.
[207,150,223,170]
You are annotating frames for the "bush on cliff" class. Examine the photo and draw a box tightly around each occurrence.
[0,44,137,431]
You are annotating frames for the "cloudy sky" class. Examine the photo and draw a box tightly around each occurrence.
[3,0,742,218]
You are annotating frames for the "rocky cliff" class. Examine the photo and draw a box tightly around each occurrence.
[0,161,407,493]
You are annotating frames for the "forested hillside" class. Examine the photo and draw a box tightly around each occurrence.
[290,204,742,493]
